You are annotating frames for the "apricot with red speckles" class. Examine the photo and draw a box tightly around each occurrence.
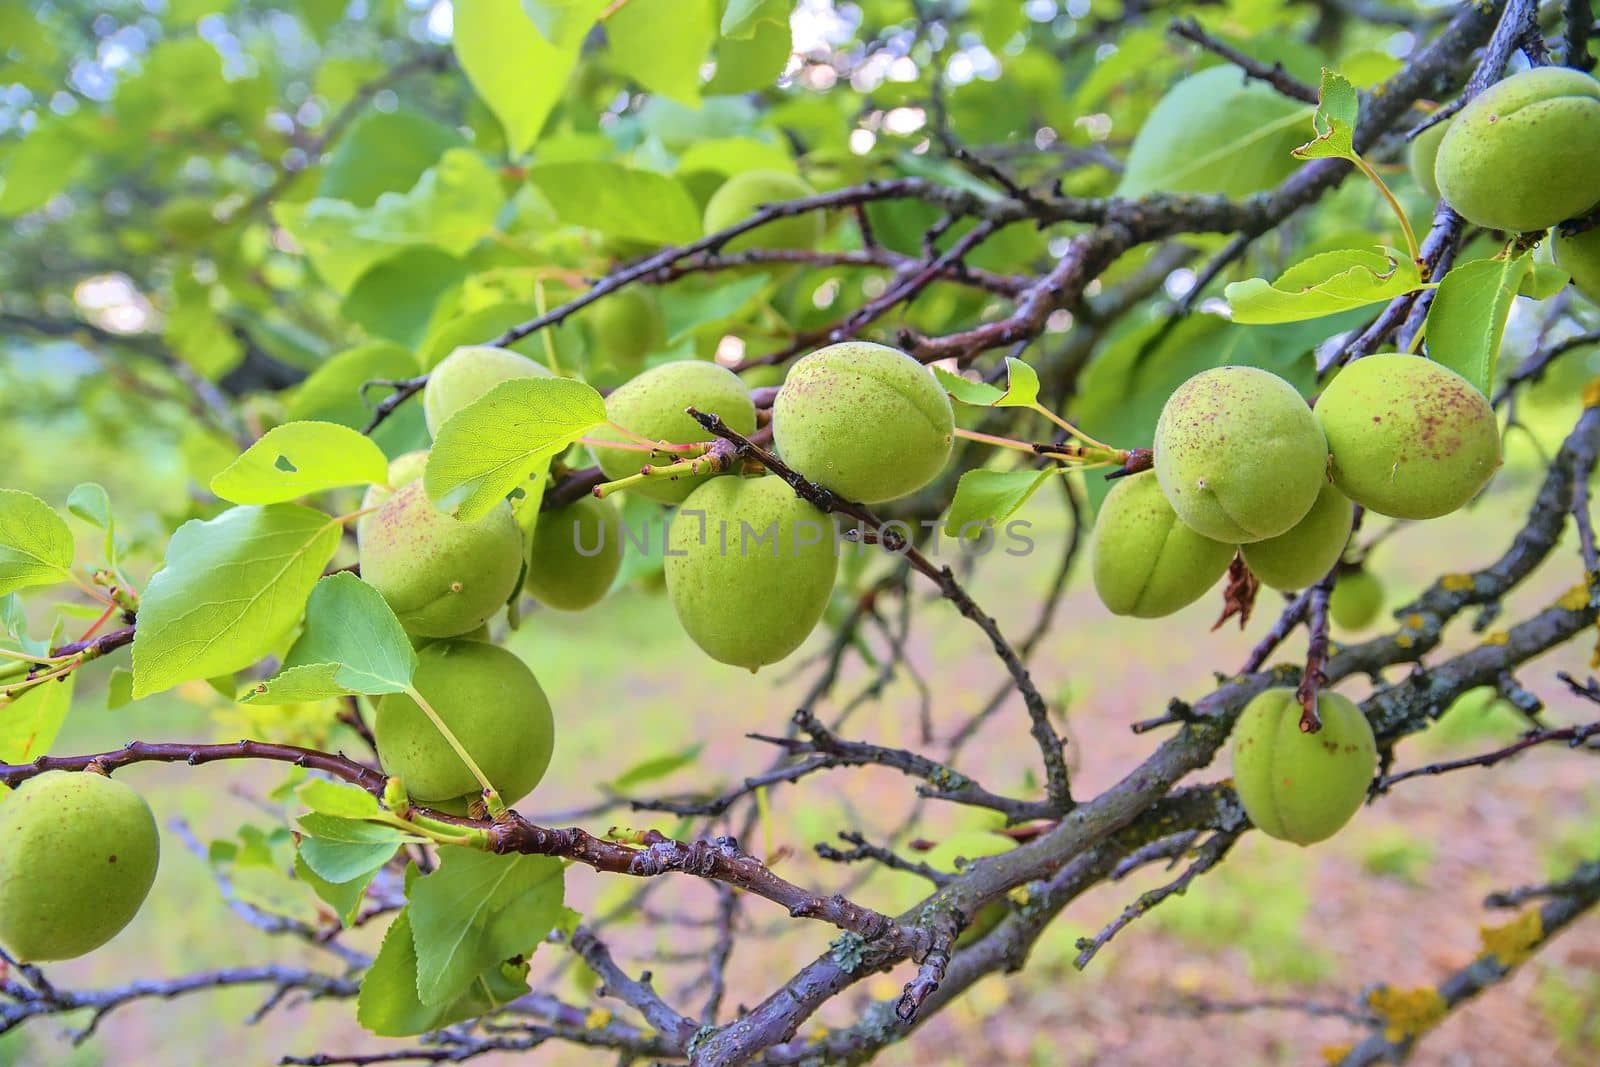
[1241,483,1353,591]
[1434,67,1600,233]
[0,771,160,961]
[1153,366,1328,543]
[1090,472,1234,618]
[1314,354,1501,520]
[357,481,523,638]
[772,341,954,504]
[1231,688,1377,846]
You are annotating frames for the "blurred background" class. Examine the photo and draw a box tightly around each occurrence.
[3,0,1600,1064]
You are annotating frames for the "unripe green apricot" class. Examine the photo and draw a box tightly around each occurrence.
[1407,118,1450,199]
[424,346,553,436]
[1330,569,1385,630]
[701,170,824,252]
[360,450,429,515]
[374,640,554,807]
[358,481,523,638]
[589,289,665,370]
[1090,472,1234,618]
[1154,366,1328,543]
[1553,225,1600,304]
[1314,354,1501,519]
[588,361,757,504]
[0,771,160,961]
[1240,484,1353,591]
[1231,688,1377,846]
[664,476,838,670]
[525,495,623,611]
[1434,67,1600,232]
[771,342,954,504]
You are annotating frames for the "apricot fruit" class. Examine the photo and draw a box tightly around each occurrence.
[1090,472,1234,618]
[771,341,954,504]
[1314,354,1501,519]
[1434,67,1600,232]
[424,346,553,436]
[1231,688,1377,846]
[588,360,757,503]
[1330,569,1385,630]
[525,495,623,611]
[357,480,523,638]
[0,771,160,961]
[701,170,824,252]
[1407,118,1450,199]
[374,640,554,808]
[1240,484,1353,591]
[589,289,665,369]
[664,475,838,669]
[1553,224,1600,304]
[1153,366,1328,542]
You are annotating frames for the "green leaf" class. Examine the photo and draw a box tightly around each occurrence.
[521,0,608,42]
[607,0,714,106]
[1521,260,1570,300]
[1118,65,1314,198]
[295,851,376,927]
[66,482,119,569]
[609,744,703,791]
[942,469,1056,536]
[1225,248,1424,324]
[0,673,76,766]
[165,275,244,380]
[722,0,789,37]
[299,777,382,819]
[297,813,407,884]
[245,572,417,703]
[211,422,390,505]
[530,161,703,245]
[1423,253,1533,397]
[273,149,504,295]
[0,117,86,217]
[0,490,75,596]
[286,342,427,457]
[706,18,793,95]
[1292,68,1359,161]
[424,377,606,521]
[662,273,772,343]
[342,249,470,350]
[106,667,134,710]
[131,505,343,698]
[358,904,530,1037]
[455,0,584,155]
[408,848,566,1006]
[933,359,1039,408]
[319,107,467,208]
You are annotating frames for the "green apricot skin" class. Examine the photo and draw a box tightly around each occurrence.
[1434,67,1600,233]
[357,481,523,638]
[374,640,555,808]
[589,289,665,370]
[0,771,160,961]
[525,495,623,611]
[701,170,824,252]
[424,345,553,436]
[1153,366,1329,543]
[588,360,758,504]
[1406,118,1450,199]
[664,475,839,670]
[1089,472,1234,618]
[1553,225,1600,304]
[1329,569,1385,630]
[771,341,955,504]
[1314,354,1502,520]
[1231,688,1377,846]
[1240,483,1353,591]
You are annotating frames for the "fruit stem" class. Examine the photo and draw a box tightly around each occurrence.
[1350,152,1421,267]
[1028,403,1116,452]
[402,685,506,817]
[533,280,564,376]
[591,451,731,499]
[953,427,1039,453]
